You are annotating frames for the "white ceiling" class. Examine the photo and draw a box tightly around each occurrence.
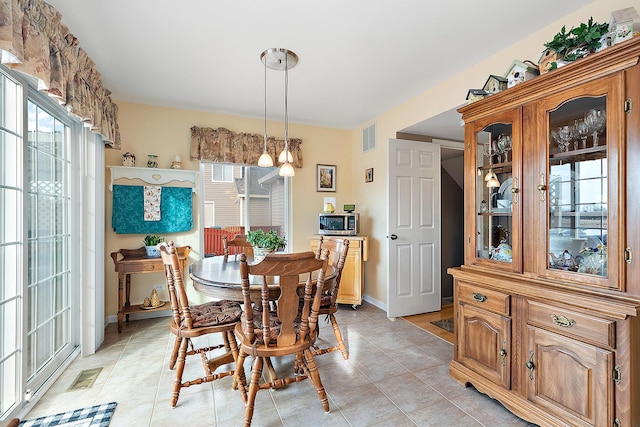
[45,0,592,141]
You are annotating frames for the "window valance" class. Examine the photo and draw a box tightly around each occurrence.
[190,126,303,168]
[0,0,121,148]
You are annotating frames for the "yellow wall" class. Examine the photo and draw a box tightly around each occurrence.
[105,103,351,315]
[106,0,634,317]
[350,0,634,306]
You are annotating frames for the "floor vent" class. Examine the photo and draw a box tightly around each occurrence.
[363,123,376,152]
[67,367,103,391]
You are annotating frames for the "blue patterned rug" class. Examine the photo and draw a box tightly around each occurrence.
[20,402,117,427]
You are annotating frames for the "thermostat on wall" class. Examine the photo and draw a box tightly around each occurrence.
[343,204,355,213]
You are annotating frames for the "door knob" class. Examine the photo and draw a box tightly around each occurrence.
[389,234,398,240]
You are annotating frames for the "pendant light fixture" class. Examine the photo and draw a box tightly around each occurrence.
[260,48,298,177]
[257,52,274,167]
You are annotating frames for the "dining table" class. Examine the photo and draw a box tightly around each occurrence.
[189,253,336,382]
[189,253,337,302]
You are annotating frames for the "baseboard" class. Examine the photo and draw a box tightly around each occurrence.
[362,294,386,311]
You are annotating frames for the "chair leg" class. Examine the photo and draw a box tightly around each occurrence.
[244,356,263,427]
[169,334,181,369]
[303,348,330,413]
[171,337,189,407]
[235,349,248,403]
[226,330,244,390]
[329,313,349,360]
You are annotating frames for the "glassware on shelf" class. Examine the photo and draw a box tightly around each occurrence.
[496,134,512,162]
[584,109,606,147]
[483,135,512,163]
[551,125,574,153]
[574,118,589,149]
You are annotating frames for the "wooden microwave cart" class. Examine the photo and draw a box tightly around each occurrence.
[111,246,191,332]
[449,37,640,427]
[309,235,368,308]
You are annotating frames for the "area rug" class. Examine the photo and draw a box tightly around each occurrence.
[430,317,454,333]
[20,402,117,427]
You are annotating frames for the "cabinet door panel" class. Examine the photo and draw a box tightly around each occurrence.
[310,238,363,305]
[465,108,522,273]
[458,303,510,388]
[526,326,613,426]
[536,75,622,290]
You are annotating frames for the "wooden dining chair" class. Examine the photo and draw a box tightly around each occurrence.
[312,236,350,359]
[234,251,330,427]
[160,241,243,407]
[223,234,254,261]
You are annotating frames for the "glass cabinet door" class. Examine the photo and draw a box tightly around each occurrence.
[542,78,619,287]
[469,109,521,272]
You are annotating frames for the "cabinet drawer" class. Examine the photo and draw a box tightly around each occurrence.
[527,300,615,348]
[457,281,510,316]
[123,261,163,273]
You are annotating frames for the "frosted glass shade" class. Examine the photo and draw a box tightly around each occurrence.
[279,162,295,177]
[278,149,293,163]
[258,152,274,167]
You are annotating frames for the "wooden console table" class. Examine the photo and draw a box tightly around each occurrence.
[110,246,191,332]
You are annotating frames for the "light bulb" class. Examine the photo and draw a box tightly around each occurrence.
[279,162,295,177]
[486,177,501,188]
[278,149,293,163]
[258,152,273,167]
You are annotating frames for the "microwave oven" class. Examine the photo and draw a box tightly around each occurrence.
[318,212,359,236]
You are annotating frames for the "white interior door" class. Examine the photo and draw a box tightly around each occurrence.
[387,139,441,318]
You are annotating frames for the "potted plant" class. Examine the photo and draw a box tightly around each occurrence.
[246,229,286,262]
[540,17,610,73]
[143,234,164,258]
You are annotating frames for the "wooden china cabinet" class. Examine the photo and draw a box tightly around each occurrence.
[449,37,640,427]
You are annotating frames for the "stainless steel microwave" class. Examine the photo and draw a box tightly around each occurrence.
[318,213,359,236]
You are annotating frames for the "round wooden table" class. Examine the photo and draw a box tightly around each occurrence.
[189,254,335,383]
[189,254,336,302]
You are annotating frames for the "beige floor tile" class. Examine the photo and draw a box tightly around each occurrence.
[23,302,539,426]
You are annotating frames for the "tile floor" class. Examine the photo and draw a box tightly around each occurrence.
[24,302,537,426]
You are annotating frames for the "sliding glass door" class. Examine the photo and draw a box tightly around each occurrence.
[0,67,81,420]
[25,100,77,393]
[0,65,24,419]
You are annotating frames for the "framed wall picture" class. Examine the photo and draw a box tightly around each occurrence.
[365,168,374,183]
[316,164,336,192]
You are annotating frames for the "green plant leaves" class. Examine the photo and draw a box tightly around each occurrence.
[543,17,609,62]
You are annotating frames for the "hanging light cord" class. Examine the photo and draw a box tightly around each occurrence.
[284,54,289,158]
[263,55,268,149]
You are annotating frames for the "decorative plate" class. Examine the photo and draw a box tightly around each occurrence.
[498,178,513,201]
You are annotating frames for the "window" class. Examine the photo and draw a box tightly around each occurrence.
[0,67,23,418]
[201,163,289,256]
[26,101,74,384]
[0,66,84,421]
[211,164,233,182]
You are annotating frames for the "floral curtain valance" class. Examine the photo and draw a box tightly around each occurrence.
[190,126,303,168]
[0,0,121,148]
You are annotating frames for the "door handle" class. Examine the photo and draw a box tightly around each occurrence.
[389,234,398,240]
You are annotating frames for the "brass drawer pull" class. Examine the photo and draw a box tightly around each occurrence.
[472,292,487,302]
[551,314,576,328]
